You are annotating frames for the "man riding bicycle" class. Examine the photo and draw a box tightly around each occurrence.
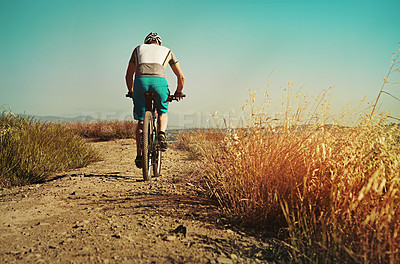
[125,32,185,168]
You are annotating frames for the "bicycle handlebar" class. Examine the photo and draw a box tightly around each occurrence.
[165,94,186,102]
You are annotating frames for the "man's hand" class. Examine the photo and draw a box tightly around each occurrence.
[174,90,184,101]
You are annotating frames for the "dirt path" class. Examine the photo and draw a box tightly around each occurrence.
[0,139,273,264]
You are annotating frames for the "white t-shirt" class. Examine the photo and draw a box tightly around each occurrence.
[130,44,178,78]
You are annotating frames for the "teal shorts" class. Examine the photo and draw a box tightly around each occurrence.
[133,77,170,121]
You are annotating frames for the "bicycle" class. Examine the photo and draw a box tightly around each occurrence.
[127,92,185,181]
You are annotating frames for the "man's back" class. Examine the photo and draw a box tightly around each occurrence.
[137,44,170,65]
[131,44,178,79]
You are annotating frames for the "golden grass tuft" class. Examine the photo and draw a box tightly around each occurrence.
[177,83,400,263]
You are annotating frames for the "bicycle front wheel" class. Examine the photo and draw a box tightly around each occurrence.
[142,111,152,181]
[153,148,162,177]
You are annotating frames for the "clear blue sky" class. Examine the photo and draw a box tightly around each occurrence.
[1,0,399,126]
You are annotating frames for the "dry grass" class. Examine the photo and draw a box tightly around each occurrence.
[174,129,225,160]
[0,109,100,187]
[65,120,136,141]
[0,111,137,187]
[176,82,400,263]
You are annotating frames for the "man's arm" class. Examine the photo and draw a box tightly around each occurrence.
[125,62,136,94]
[170,62,185,94]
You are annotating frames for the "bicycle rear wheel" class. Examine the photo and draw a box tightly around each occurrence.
[142,111,152,181]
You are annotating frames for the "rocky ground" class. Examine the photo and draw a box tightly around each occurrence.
[0,139,283,264]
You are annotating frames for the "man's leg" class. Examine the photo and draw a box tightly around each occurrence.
[154,78,169,152]
[158,113,168,132]
[158,113,168,152]
[136,121,143,156]
[134,121,143,168]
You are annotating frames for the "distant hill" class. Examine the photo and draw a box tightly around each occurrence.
[30,111,210,128]
[32,115,98,123]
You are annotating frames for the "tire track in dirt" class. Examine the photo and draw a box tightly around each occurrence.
[0,139,275,264]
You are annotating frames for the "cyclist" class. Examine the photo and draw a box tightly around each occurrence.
[125,32,185,168]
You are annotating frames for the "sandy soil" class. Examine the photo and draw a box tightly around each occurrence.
[0,139,275,264]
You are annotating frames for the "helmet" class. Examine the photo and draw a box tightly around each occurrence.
[144,32,162,45]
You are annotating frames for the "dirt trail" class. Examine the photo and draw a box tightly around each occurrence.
[0,139,273,264]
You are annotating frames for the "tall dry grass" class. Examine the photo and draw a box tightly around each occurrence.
[65,120,136,141]
[0,109,100,187]
[176,63,400,262]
